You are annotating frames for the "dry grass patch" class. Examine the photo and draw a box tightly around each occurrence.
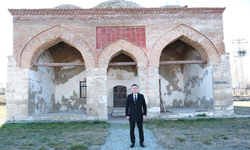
[145,118,250,150]
[0,121,110,150]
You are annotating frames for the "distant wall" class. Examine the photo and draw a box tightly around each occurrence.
[0,96,5,104]
[107,67,138,114]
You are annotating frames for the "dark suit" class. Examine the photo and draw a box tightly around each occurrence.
[125,93,147,144]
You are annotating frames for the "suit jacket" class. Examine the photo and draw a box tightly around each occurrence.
[125,93,147,121]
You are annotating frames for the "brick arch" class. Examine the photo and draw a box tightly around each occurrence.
[149,24,220,67]
[20,25,95,68]
[97,39,148,68]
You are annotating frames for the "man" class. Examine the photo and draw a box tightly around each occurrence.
[125,84,147,148]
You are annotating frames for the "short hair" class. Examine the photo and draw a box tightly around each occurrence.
[131,84,138,87]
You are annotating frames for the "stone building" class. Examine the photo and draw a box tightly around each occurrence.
[6,1,234,121]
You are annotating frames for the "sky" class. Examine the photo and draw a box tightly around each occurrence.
[0,0,249,86]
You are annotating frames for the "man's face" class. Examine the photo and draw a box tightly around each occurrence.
[131,86,138,94]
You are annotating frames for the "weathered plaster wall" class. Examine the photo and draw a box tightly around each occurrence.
[183,47,214,109]
[183,64,214,109]
[29,51,55,115]
[55,67,87,112]
[160,66,184,108]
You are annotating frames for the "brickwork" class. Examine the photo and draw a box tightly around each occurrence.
[20,25,95,68]
[96,26,146,50]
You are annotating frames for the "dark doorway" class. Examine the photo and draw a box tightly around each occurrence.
[113,86,127,107]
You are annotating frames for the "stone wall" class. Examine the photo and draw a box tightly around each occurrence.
[212,54,234,116]
[6,56,29,121]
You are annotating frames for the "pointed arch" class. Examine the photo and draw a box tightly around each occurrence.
[19,25,95,68]
[97,39,148,68]
[149,24,220,67]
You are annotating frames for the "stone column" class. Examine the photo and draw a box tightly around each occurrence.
[138,66,160,118]
[6,55,29,121]
[86,68,108,120]
[212,54,234,116]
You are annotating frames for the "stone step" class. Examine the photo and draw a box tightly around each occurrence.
[111,108,126,117]
[112,108,125,113]
[234,106,250,115]
[111,112,126,117]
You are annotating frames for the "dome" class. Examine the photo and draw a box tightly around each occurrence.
[161,5,187,8]
[94,0,143,8]
[54,4,82,9]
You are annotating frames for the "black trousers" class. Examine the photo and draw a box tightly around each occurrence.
[129,121,144,144]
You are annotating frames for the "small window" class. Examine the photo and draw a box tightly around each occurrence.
[80,81,87,98]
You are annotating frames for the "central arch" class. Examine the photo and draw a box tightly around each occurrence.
[97,39,148,68]
[149,24,220,67]
[19,25,95,68]
[98,39,148,118]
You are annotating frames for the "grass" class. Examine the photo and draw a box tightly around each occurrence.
[0,121,110,150]
[2,103,250,150]
[0,104,6,119]
[145,118,250,150]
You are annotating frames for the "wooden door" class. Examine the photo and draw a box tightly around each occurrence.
[113,86,127,107]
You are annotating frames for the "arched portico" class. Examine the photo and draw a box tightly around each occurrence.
[149,24,220,67]
[19,25,95,68]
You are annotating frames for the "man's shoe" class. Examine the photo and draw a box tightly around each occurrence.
[130,143,135,148]
[140,143,145,148]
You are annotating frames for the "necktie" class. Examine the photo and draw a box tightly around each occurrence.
[134,95,137,103]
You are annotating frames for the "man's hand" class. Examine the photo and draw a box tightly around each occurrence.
[126,116,130,119]
[143,115,146,118]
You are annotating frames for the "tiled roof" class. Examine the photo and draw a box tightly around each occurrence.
[8,7,226,16]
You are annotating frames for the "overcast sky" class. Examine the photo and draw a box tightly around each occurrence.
[0,0,249,85]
